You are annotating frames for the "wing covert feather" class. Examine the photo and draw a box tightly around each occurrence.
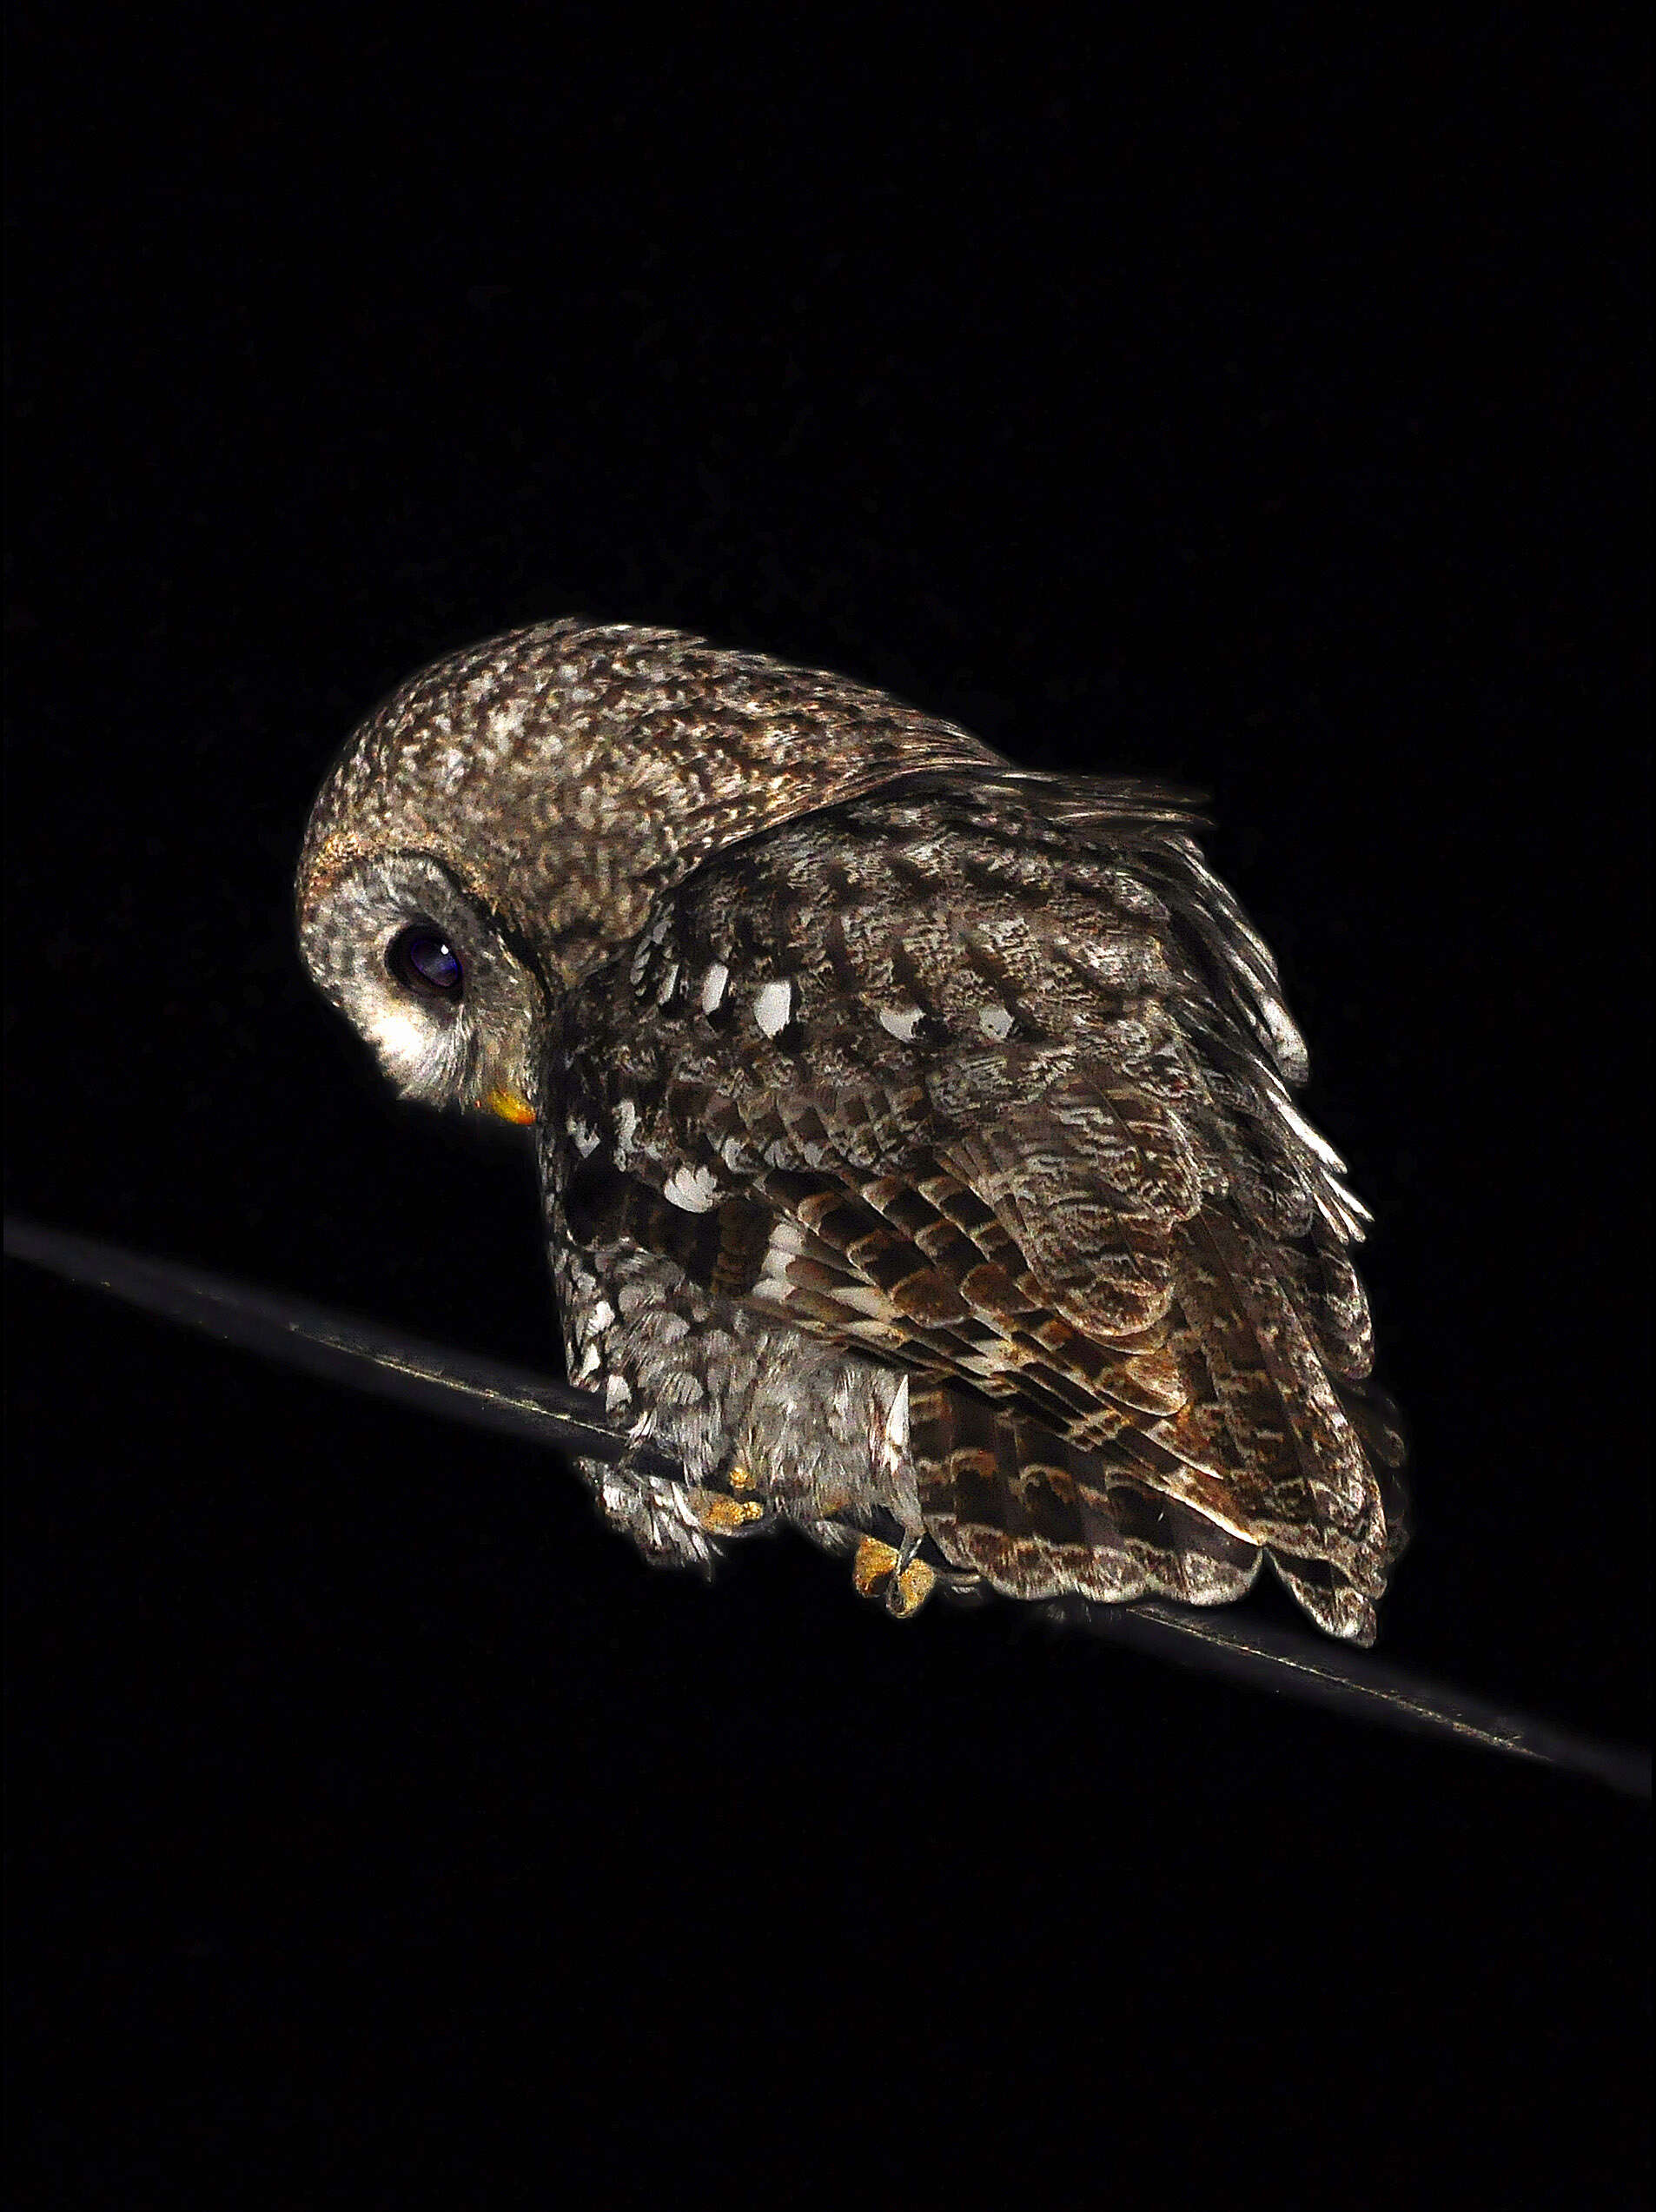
[546,776,1406,1640]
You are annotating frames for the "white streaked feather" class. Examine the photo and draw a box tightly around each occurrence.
[663,1162,721,1213]
[753,978,792,1036]
[827,1283,898,1319]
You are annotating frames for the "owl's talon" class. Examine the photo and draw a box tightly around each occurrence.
[887,1558,937,1616]
[851,1533,937,1618]
[687,1487,767,1534]
[851,1533,898,1600]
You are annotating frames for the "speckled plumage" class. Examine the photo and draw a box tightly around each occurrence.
[298,619,1407,1642]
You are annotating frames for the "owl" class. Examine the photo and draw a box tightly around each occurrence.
[297,620,1408,1644]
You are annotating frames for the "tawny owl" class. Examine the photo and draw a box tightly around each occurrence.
[297,620,1408,1643]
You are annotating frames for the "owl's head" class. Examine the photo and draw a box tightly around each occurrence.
[295,845,546,1120]
[296,619,998,1118]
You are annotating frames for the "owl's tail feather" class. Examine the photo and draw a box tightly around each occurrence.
[1169,1209,1408,1642]
[909,1378,1265,1614]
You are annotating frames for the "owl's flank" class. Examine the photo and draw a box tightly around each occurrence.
[298,619,1407,1642]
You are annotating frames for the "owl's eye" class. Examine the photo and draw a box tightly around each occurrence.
[388,926,464,999]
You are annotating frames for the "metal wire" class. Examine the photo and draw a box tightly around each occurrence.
[7,1215,1647,1801]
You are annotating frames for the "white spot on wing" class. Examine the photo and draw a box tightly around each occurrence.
[699,961,730,1013]
[614,1098,639,1162]
[664,1162,720,1213]
[977,1003,1015,1039]
[753,979,792,1036]
[884,1374,911,1453]
[655,961,680,1005]
[758,1228,802,1284]
[879,1005,922,1041]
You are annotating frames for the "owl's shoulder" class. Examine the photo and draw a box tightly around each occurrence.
[567,771,1202,1009]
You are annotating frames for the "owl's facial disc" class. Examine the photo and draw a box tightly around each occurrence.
[299,852,543,1122]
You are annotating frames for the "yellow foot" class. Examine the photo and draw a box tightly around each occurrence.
[686,1487,767,1534]
[851,1534,937,1619]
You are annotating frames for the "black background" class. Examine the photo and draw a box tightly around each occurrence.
[5,15,1649,2205]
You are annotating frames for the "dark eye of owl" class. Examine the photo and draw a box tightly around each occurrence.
[388,926,464,1000]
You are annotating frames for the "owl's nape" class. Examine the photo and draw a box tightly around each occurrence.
[297,619,1409,1645]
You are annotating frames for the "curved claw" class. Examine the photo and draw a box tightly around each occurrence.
[852,1534,938,1619]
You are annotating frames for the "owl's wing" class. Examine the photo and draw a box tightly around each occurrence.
[548,778,1407,1642]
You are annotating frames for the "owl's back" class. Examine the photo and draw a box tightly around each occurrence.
[541,773,1407,1643]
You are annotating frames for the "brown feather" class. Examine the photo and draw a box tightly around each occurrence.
[549,777,1407,1640]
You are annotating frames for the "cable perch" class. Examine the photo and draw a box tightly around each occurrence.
[6,1215,1648,1802]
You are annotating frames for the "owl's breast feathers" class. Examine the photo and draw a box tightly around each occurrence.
[543,773,1407,1642]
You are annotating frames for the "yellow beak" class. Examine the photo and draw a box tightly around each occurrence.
[483,1087,537,1126]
